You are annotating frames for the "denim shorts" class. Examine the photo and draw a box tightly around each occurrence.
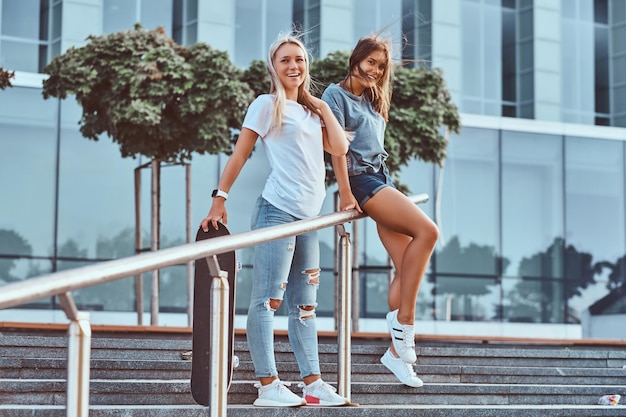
[349,164,396,207]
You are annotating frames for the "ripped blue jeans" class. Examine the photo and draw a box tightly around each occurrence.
[247,197,321,379]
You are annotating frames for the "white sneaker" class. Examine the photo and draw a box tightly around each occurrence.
[386,309,417,363]
[300,379,348,406]
[381,348,424,387]
[252,379,306,407]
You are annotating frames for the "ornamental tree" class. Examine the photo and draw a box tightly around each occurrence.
[42,25,253,162]
[41,26,253,324]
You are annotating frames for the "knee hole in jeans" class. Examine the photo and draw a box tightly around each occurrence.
[298,304,316,324]
[264,298,282,311]
[303,268,320,285]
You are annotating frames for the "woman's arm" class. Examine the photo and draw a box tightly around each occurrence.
[200,127,258,230]
[331,154,362,213]
[303,92,348,156]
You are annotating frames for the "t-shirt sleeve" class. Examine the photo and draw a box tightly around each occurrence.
[242,95,273,138]
[321,87,346,129]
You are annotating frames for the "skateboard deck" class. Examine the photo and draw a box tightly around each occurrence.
[190,222,237,407]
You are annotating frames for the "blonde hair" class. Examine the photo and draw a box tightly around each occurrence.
[266,32,316,131]
[345,34,394,121]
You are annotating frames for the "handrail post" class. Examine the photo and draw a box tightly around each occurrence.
[207,255,229,417]
[58,293,91,417]
[336,224,352,401]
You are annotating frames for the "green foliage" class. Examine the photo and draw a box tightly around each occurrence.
[310,51,460,188]
[42,26,253,162]
[241,59,270,97]
[386,65,460,169]
[0,67,15,90]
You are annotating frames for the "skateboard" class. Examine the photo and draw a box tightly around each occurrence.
[190,222,237,407]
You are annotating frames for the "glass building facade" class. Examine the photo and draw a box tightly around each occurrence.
[1,0,626,338]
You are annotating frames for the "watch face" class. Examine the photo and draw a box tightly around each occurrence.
[212,189,218,197]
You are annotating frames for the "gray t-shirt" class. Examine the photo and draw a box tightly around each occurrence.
[321,83,387,175]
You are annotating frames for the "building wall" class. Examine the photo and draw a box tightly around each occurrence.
[1,0,625,338]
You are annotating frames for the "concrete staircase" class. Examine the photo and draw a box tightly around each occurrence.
[1,326,626,416]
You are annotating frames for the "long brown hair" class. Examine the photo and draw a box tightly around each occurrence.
[345,35,394,121]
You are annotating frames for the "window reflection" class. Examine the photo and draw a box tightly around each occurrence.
[437,127,499,275]
[565,136,624,322]
[434,276,498,321]
[501,130,563,279]
[502,277,565,323]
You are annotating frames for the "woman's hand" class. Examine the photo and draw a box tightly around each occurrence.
[339,193,362,213]
[200,199,227,232]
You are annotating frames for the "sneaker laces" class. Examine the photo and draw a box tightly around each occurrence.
[400,324,416,349]
[298,379,337,395]
[254,379,293,393]
[400,360,418,379]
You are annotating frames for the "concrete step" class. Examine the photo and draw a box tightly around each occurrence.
[6,356,626,385]
[2,379,625,406]
[2,330,626,416]
[1,404,625,417]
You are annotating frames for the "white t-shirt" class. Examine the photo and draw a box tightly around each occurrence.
[242,94,325,219]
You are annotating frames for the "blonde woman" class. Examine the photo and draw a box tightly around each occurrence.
[200,33,348,407]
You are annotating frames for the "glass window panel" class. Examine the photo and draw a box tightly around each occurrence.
[0,258,52,308]
[565,137,624,293]
[264,0,293,52]
[483,6,501,101]
[501,131,563,279]
[363,270,433,320]
[103,0,137,34]
[187,0,198,18]
[614,55,626,85]
[51,3,62,39]
[434,276,499,321]
[56,113,138,260]
[185,21,197,44]
[235,0,262,67]
[519,41,533,70]
[1,40,40,72]
[519,9,533,39]
[462,2,481,97]
[159,264,188,312]
[437,128,499,275]
[362,270,391,317]
[0,88,57,258]
[71,270,136,312]
[594,0,608,24]
[519,102,534,119]
[416,275,435,320]
[1,0,41,38]
[614,85,626,114]
[519,71,533,101]
[613,25,626,54]
[141,0,173,35]
[502,277,565,323]
[613,0,626,24]
[355,0,402,48]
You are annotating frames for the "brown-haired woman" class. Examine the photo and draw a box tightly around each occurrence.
[322,35,439,387]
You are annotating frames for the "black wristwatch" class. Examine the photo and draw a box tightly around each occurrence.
[212,189,228,200]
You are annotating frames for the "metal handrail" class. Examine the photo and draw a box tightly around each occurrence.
[0,193,428,309]
[0,193,429,416]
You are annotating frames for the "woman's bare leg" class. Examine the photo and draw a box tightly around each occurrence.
[362,187,438,355]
